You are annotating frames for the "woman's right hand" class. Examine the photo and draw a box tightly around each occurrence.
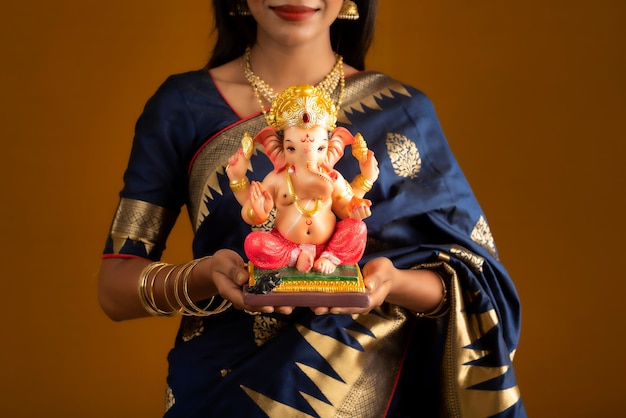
[195,249,250,307]
[201,249,295,315]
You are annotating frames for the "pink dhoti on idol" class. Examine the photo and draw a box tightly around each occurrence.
[243,217,370,307]
[244,218,367,270]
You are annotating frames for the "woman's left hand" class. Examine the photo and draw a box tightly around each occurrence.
[310,257,396,315]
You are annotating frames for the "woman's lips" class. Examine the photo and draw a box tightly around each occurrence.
[271,5,318,21]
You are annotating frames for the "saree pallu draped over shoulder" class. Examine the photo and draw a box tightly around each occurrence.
[105,70,525,417]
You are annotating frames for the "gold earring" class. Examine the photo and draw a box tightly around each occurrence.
[229,1,251,17]
[337,0,359,20]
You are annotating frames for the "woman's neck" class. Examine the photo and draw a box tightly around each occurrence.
[246,42,338,93]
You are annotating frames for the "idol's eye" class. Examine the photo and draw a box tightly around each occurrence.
[317,145,326,152]
[286,146,295,152]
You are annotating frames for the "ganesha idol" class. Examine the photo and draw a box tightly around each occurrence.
[226,85,379,307]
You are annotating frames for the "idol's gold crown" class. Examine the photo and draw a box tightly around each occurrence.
[267,84,337,131]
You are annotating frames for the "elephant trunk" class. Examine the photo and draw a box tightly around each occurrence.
[306,161,335,184]
[300,161,335,197]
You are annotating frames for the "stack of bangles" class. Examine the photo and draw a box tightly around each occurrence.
[138,256,232,317]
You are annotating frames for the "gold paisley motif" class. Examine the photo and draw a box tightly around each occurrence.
[386,133,421,179]
[252,315,288,347]
[470,215,499,259]
[180,316,204,342]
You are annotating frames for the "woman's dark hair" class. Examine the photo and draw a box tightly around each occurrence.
[207,0,378,70]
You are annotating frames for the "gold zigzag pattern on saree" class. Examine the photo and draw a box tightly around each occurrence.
[241,308,402,416]
[339,81,411,125]
[453,280,521,416]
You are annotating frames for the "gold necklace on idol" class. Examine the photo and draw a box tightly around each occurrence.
[242,46,345,124]
[285,169,324,218]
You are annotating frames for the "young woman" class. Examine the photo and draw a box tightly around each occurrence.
[98,1,526,416]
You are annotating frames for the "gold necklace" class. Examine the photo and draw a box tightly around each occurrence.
[243,47,345,123]
[286,171,323,218]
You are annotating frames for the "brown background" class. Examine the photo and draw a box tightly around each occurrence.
[1,0,624,416]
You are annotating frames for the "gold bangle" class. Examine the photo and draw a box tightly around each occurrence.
[229,177,250,192]
[181,258,213,315]
[182,257,232,316]
[416,272,449,318]
[148,263,177,316]
[173,260,194,315]
[162,265,183,313]
[246,206,267,224]
[138,262,177,316]
[173,256,233,317]
[138,262,160,315]
[353,174,374,193]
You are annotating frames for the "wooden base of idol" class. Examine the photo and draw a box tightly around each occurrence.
[243,264,370,308]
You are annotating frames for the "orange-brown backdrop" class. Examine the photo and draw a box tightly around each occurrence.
[1,1,624,416]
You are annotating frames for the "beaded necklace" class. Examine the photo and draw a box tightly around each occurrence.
[242,46,345,124]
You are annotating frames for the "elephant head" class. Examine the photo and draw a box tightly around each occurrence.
[251,84,357,195]
[254,125,355,192]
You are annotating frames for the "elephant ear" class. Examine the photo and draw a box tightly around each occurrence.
[254,126,287,171]
[327,127,355,168]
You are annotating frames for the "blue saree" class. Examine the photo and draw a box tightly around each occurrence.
[104,70,526,417]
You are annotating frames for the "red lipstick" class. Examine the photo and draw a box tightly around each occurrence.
[271,5,318,21]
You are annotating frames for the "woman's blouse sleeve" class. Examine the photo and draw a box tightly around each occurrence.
[102,76,197,260]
